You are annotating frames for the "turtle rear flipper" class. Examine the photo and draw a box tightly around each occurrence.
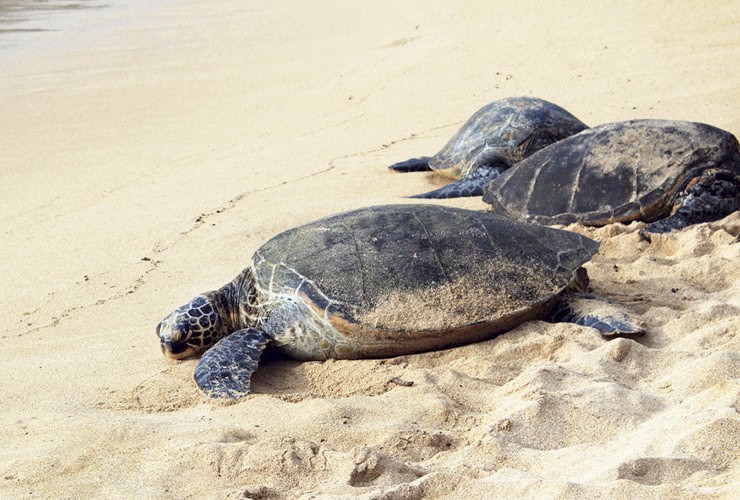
[388,156,433,173]
[410,165,507,199]
[552,294,645,339]
[644,171,740,233]
[195,328,271,399]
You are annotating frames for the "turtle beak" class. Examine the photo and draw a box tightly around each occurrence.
[157,317,196,359]
[160,338,198,360]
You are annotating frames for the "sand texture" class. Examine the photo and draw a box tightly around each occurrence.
[1,1,738,498]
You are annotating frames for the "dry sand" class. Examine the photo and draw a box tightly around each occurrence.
[1,0,738,498]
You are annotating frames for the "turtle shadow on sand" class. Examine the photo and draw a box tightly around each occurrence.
[250,351,404,401]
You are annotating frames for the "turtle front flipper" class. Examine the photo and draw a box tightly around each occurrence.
[551,294,645,339]
[194,328,272,399]
[644,170,740,233]
[388,156,433,173]
[410,164,507,199]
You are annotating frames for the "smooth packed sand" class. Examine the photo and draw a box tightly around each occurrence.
[1,1,738,498]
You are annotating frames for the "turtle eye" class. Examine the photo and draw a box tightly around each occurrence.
[170,322,188,343]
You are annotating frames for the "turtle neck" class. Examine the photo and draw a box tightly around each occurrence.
[214,267,260,333]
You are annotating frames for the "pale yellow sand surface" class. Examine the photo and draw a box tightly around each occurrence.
[1,1,738,498]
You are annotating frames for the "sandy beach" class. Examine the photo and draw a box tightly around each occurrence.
[1,0,738,497]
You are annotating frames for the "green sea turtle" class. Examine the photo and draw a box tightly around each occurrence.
[482,120,740,233]
[157,204,643,399]
[388,96,588,198]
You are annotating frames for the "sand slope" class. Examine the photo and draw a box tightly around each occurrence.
[0,0,738,498]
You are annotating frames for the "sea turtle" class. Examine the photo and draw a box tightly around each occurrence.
[388,96,588,198]
[482,119,740,233]
[157,204,643,399]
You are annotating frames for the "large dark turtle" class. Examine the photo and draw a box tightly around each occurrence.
[157,204,643,399]
[388,97,588,198]
[482,120,740,233]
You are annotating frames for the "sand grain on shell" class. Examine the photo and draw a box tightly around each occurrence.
[358,261,565,332]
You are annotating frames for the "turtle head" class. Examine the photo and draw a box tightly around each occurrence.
[157,293,230,359]
[434,143,511,179]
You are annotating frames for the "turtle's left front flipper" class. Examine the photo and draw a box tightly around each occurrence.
[552,294,645,339]
[195,328,272,399]
[410,164,506,199]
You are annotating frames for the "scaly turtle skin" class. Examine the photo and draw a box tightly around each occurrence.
[157,205,643,399]
[482,120,740,233]
[388,97,588,198]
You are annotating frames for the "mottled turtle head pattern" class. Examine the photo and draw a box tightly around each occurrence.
[157,294,229,359]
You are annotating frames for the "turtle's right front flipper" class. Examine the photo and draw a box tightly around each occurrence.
[194,328,271,399]
[388,156,433,172]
